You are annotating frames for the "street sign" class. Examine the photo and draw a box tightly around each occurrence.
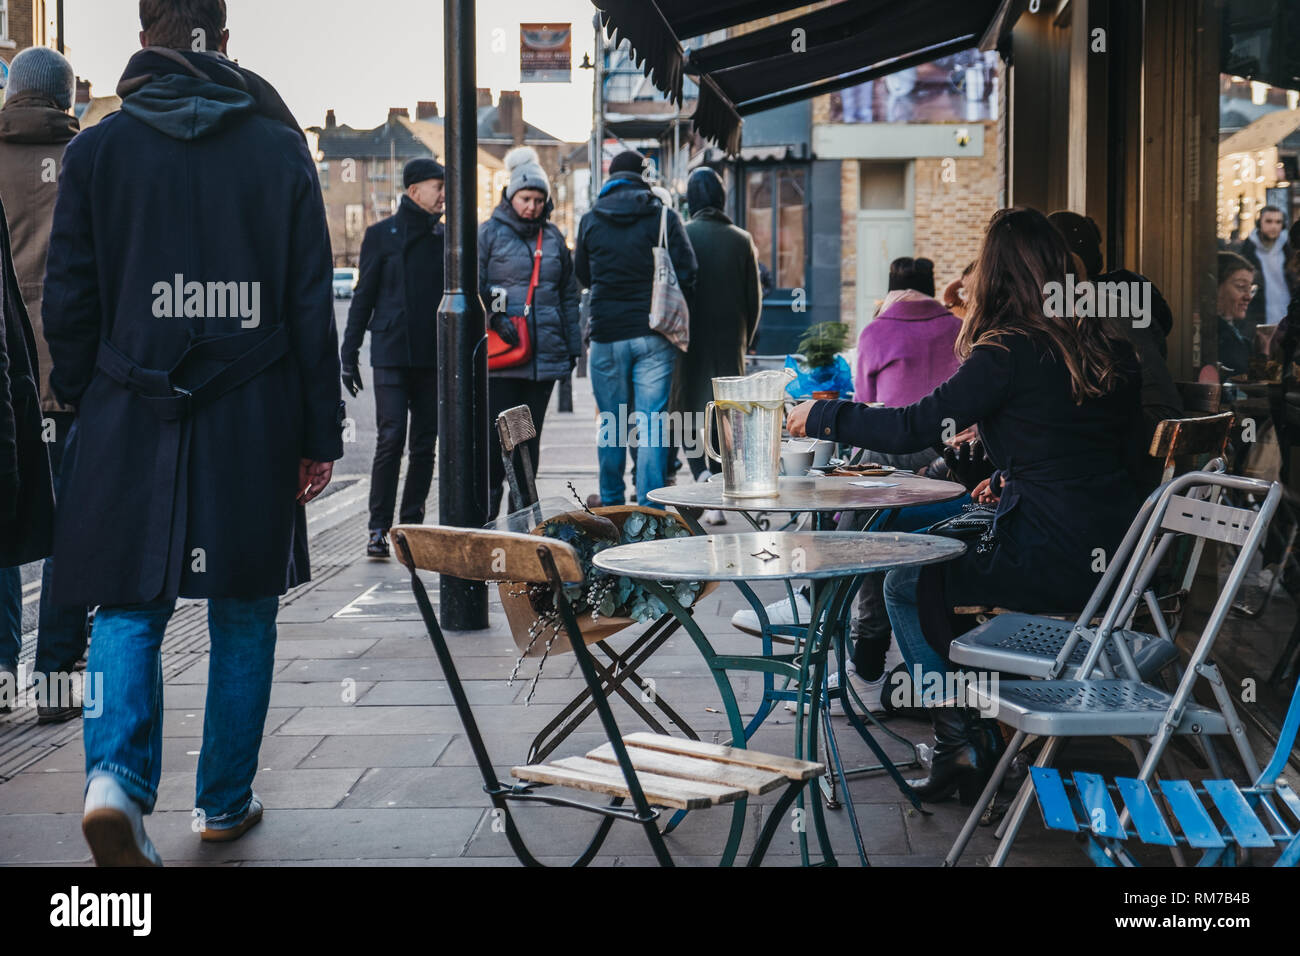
[521,23,571,83]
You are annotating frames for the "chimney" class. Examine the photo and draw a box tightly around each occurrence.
[416,101,439,121]
[476,88,493,108]
[325,109,337,129]
[498,90,525,146]
[388,107,409,122]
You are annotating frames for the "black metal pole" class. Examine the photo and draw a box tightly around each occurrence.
[437,0,488,630]
[56,0,65,53]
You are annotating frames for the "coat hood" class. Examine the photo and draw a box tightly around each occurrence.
[593,175,660,224]
[876,289,953,322]
[0,94,79,144]
[116,47,301,141]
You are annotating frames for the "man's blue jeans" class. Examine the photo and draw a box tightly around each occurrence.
[84,596,278,826]
[589,334,676,507]
[0,566,20,671]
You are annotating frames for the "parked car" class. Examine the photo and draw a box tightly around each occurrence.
[333,267,359,298]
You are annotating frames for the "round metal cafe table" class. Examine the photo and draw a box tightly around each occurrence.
[593,530,965,867]
[648,473,967,817]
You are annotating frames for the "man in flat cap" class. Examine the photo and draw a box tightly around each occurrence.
[341,157,446,557]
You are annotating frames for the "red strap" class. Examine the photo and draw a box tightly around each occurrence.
[523,229,544,316]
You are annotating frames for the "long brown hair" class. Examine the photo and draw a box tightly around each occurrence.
[958,207,1132,403]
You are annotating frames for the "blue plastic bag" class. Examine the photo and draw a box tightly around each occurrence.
[784,354,854,399]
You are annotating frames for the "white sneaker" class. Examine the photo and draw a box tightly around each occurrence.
[731,592,812,636]
[82,774,163,867]
[787,643,903,714]
[701,509,727,526]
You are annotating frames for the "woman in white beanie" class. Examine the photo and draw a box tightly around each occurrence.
[478,146,582,518]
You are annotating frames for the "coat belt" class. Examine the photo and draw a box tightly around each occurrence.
[94,324,290,420]
[91,324,291,600]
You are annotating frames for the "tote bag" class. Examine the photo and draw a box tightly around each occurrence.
[649,205,690,351]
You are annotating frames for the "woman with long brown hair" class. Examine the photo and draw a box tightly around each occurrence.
[788,207,1144,803]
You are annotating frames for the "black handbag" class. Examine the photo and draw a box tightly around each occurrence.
[927,502,996,542]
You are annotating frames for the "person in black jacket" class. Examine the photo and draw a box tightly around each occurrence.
[1,191,55,710]
[43,1,343,863]
[790,207,1143,805]
[575,151,697,506]
[340,158,445,557]
[479,147,582,519]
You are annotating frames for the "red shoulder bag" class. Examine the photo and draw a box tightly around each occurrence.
[487,229,543,370]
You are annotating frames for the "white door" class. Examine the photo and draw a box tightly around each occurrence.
[856,213,914,335]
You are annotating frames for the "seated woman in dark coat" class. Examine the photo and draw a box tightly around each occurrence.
[788,207,1144,804]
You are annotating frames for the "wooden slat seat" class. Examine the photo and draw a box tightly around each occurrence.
[512,733,824,811]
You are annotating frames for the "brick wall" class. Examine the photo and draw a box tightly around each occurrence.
[3,0,41,62]
[835,119,1001,325]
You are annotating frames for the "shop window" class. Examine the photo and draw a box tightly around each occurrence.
[745,166,807,291]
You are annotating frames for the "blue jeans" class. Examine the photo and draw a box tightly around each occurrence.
[589,334,676,507]
[84,596,279,824]
[883,564,951,701]
[0,566,20,670]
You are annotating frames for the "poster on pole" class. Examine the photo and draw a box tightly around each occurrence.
[521,23,572,83]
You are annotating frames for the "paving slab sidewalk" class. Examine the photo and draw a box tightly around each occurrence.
[0,379,1179,867]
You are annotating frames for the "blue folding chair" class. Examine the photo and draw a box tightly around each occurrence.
[1029,671,1300,866]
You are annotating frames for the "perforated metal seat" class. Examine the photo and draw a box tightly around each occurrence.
[966,678,1229,738]
[949,613,1178,679]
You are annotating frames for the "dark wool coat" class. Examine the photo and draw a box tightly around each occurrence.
[670,208,761,417]
[42,49,343,604]
[340,194,444,369]
[807,333,1144,613]
[0,194,54,567]
[574,174,697,343]
[478,198,582,382]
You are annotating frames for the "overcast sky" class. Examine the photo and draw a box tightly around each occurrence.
[64,0,599,141]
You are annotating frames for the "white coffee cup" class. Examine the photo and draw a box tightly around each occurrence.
[781,444,815,476]
[809,439,834,468]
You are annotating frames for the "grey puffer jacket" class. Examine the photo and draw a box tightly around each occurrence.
[478,198,582,381]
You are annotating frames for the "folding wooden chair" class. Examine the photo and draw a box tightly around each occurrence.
[392,525,823,867]
[945,471,1283,866]
[1028,670,1300,866]
[497,403,541,519]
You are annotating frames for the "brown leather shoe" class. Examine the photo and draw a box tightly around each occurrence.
[199,795,263,842]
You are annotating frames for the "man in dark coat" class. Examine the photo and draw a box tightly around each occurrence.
[42,0,343,864]
[340,157,444,557]
[672,167,761,496]
[0,46,88,722]
[575,150,697,507]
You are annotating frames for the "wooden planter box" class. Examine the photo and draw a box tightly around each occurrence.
[499,505,716,658]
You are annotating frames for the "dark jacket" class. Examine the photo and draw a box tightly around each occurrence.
[42,49,343,604]
[0,194,54,567]
[670,207,761,416]
[0,92,79,413]
[806,333,1143,613]
[478,197,581,381]
[574,174,697,343]
[342,194,444,369]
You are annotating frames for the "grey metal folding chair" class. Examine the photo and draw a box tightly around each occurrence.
[1028,669,1300,866]
[946,470,1283,866]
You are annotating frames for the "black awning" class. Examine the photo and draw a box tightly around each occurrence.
[593,0,1015,155]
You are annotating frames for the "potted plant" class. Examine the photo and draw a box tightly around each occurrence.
[786,321,854,399]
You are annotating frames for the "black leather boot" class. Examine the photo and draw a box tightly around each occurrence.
[906,707,988,805]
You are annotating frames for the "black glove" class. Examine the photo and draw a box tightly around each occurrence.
[490,313,520,348]
[941,440,994,492]
[341,362,364,398]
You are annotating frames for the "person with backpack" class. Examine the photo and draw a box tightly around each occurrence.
[575,151,697,507]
